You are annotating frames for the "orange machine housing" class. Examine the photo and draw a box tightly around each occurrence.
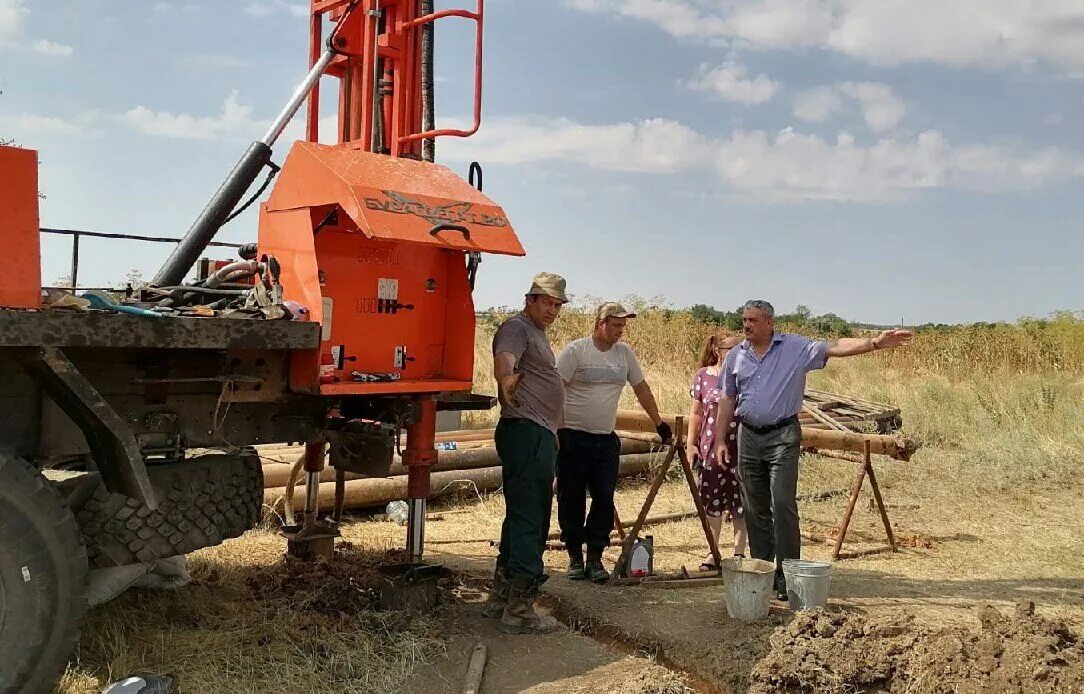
[260,0,522,398]
[259,141,524,396]
[0,146,42,309]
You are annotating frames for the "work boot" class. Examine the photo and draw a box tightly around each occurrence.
[482,564,510,618]
[584,560,610,583]
[500,575,560,635]
[585,548,609,583]
[774,569,789,602]
[567,546,585,581]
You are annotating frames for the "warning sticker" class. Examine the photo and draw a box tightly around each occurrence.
[377,278,399,301]
[21,566,30,582]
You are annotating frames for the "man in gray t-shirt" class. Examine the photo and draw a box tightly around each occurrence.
[483,272,567,635]
[554,302,672,583]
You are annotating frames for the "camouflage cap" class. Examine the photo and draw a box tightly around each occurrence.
[526,272,568,303]
[596,302,637,321]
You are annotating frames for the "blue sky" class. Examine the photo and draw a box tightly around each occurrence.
[2,0,1083,324]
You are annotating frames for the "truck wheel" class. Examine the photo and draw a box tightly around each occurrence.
[0,452,89,694]
[75,453,263,568]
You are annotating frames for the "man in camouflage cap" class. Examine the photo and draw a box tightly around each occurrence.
[555,302,671,583]
[483,272,568,634]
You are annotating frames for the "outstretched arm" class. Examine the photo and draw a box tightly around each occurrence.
[826,329,913,358]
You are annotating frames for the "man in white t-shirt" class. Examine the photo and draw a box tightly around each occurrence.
[555,302,673,582]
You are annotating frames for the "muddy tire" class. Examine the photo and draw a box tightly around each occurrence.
[0,452,89,694]
[74,453,263,568]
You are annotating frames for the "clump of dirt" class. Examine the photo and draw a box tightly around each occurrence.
[245,542,395,616]
[750,601,1084,693]
[895,532,937,549]
[623,667,695,694]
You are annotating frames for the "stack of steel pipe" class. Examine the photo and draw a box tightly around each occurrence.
[261,412,917,513]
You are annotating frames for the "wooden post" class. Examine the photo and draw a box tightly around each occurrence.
[865,442,898,552]
[613,444,676,577]
[613,507,626,541]
[832,440,869,560]
[674,413,721,570]
[462,641,488,694]
[831,440,898,559]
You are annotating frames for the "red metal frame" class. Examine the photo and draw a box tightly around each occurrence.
[398,3,484,145]
[305,0,484,156]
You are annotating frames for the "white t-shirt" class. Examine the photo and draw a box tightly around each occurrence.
[556,337,645,434]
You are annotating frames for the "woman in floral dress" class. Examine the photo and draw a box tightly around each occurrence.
[686,332,748,570]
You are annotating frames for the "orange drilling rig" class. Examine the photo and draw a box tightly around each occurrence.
[0,1,521,691]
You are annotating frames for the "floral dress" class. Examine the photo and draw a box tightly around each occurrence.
[690,367,743,519]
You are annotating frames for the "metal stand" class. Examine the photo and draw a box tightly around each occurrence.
[283,439,340,560]
[831,440,898,559]
[402,396,438,564]
[613,417,722,583]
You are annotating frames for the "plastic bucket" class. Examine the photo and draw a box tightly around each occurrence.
[720,557,776,621]
[782,559,832,611]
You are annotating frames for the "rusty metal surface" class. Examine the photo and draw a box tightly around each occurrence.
[0,310,320,350]
[17,347,158,509]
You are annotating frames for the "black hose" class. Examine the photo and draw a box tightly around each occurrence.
[420,0,436,163]
[223,162,280,224]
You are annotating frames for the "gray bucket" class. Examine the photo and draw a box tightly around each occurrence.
[720,557,776,621]
[782,559,832,610]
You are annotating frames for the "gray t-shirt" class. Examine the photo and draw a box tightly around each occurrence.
[492,312,565,432]
[556,338,645,434]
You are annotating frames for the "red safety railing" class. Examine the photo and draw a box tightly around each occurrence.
[398,0,484,146]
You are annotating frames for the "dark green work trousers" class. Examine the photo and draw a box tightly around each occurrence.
[495,417,557,583]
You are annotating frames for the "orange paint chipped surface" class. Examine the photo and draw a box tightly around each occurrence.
[0,146,41,309]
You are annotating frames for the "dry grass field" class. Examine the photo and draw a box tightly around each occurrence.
[59,306,1084,693]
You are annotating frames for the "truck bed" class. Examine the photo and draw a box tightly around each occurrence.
[0,310,320,350]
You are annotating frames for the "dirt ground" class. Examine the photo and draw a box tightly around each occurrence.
[64,453,1084,693]
[345,455,1084,693]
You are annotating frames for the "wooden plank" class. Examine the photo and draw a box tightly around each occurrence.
[802,405,848,432]
[643,577,726,590]
[463,641,488,694]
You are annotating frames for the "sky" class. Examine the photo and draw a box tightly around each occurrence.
[2,0,1084,325]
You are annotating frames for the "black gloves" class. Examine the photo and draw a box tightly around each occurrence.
[656,421,674,444]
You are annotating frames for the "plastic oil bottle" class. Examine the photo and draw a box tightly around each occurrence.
[629,535,654,577]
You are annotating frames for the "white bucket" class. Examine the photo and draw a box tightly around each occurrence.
[720,557,776,621]
[782,559,832,611]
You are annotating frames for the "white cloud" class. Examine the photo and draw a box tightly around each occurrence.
[0,112,86,137]
[683,61,780,104]
[793,82,904,133]
[565,0,1084,76]
[439,114,1084,203]
[243,0,308,18]
[439,115,713,173]
[0,0,29,45]
[792,86,844,123]
[119,90,262,140]
[836,82,905,133]
[32,38,73,57]
[1,0,74,58]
